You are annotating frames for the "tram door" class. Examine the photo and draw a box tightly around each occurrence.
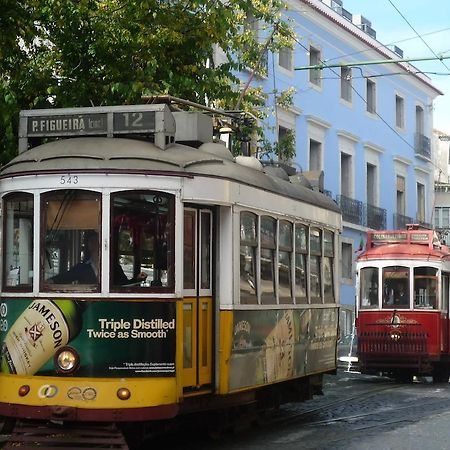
[182,208,213,391]
[443,272,450,353]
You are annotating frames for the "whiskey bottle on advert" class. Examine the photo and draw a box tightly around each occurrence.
[1,299,84,375]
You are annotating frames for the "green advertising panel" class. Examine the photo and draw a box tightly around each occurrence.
[0,299,176,378]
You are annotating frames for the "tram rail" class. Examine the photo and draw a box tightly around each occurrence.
[1,420,129,449]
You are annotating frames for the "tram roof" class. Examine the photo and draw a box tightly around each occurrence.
[357,243,450,262]
[0,137,340,214]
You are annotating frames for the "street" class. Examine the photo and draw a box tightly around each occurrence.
[2,371,450,449]
[146,371,450,450]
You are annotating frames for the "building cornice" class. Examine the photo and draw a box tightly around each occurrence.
[393,155,412,166]
[363,142,385,154]
[306,115,331,129]
[337,130,359,142]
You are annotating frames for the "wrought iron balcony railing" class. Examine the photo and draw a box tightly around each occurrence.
[365,203,386,230]
[414,133,431,159]
[393,213,415,229]
[337,194,364,226]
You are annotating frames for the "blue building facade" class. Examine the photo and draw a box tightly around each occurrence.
[234,0,442,333]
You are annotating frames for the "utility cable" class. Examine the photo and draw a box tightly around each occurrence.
[387,0,450,73]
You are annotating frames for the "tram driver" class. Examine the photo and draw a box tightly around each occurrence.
[384,282,409,307]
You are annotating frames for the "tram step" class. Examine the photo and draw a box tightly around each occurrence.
[3,420,129,449]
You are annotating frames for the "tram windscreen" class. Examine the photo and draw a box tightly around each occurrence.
[413,267,437,309]
[41,190,101,291]
[382,266,409,309]
[360,267,379,309]
[111,191,174,290]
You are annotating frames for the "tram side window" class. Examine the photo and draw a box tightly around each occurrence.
[240,212,258,304]
[323,230,335,304]
[279,220,293,304]
[294,224,308,304]
[184,210,196,290]
[42,190,101,291]
[261,216,277,304]
[382,266,409,309]
[3,193,34,291]
[310,228,322,303]
[111,191,174,290]
[414,267,437,310]
[360,267,379,308]
[200,211,212,290]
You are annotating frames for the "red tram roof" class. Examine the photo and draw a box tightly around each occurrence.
[357,227,450,262]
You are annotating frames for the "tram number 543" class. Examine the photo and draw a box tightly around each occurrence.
[60,175,79,185]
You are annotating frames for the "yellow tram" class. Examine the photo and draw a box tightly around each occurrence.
[0,101,341,432]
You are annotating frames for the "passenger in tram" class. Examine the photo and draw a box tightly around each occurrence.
[383,283,408,307]
[394,284,409,306]
[112,261,147,286]
[50,230,100,284]
[50,231,147,286]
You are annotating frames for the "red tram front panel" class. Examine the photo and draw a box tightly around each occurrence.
[357,311,443,374]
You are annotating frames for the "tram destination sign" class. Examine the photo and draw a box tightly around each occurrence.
[370,230,432,246]
[27,113,108,136]
[26,111,157,136]
[372,232,407,242]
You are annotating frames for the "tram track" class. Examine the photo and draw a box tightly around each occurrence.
[270,383,450,450]
[270,377,406,427]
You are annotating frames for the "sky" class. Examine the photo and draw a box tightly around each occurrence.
[341,0,450,132]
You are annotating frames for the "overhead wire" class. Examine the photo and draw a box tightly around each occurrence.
[387,0,450,74]
[321,26,450,65]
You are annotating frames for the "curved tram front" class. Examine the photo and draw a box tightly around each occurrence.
[356,226,450,382]
[0,102,341,443]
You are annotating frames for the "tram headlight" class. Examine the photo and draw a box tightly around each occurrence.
[390,331,401,341]
[117,388,131,400]
[54,346,80,374]
[18,385,30,397]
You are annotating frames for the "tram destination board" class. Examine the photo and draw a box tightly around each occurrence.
[26,111,157,136]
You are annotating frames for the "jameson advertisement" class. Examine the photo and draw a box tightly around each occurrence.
[0,299,176,378]
[229,308,338,391]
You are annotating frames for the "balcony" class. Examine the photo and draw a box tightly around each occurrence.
[414,133,431,159]
[337,195,387,229]
[393,213,415,229]
[337,195,364,226]
[366,204,386,230]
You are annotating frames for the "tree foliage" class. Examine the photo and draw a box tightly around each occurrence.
[0,0,293,164]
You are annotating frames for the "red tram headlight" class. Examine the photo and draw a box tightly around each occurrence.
[54,346,80,374]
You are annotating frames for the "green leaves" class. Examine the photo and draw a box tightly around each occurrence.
[1,0,292,162]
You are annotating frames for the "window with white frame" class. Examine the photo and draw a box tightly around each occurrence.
[366,163,377,206]
[417,182,425,222]
[279,46,293,71]
[435,207,450,229]
[366,79,376,114]
[341,242,353,281]
[416,105,424,135]
[341,152,352,197]
[278,124,295,161]
[340,67,352,102]
[396,175,406,216]
[309,139,322,171]
[396,95,405,129]
[309,45,321,86]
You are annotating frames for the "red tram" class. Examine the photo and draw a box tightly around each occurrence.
[356,225,450,382]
